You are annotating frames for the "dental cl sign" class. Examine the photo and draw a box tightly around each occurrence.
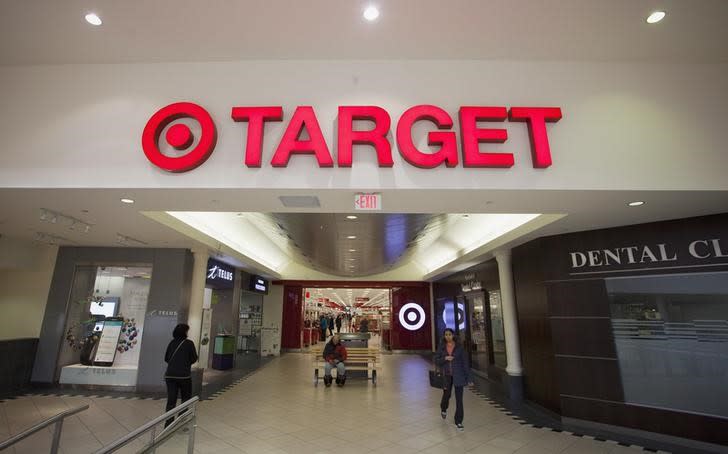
[142,102,562,173]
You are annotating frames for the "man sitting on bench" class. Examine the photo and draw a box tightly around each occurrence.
[323,334,348,387]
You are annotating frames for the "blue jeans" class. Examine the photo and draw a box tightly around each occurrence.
[324,361,345,376]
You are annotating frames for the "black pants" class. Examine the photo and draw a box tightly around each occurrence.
[440,376,464,424]
[165,378,192,428]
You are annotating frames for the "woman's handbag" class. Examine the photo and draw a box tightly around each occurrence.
[429,368,444,389]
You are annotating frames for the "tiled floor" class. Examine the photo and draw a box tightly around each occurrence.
[0,353,669,454]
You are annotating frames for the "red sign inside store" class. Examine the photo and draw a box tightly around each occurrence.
[143,102,562,173]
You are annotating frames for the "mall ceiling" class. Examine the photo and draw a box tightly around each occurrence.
[2,188,727,281]
[270,212,445,276]
[1,0,727,65]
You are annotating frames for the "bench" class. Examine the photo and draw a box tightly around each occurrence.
[310,346,380,386]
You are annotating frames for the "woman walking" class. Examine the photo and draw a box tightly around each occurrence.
[163,323,198,427]
[434,328,472,431]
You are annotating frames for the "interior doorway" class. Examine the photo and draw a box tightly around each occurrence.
[303,287,391,350]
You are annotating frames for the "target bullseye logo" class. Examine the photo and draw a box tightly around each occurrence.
[399,302,426,331]
[442,302,466,330]
[142,102,217,172]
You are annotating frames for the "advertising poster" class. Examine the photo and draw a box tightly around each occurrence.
[94,319,123,365]
[113,278,149,366]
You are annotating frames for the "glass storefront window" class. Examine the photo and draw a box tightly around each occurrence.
[466,293,489,372]
[607,272,728,418]
[239,291,264,353]
[488,290,507,369]
[58,265,152,382]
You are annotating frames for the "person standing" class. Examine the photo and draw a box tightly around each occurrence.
[359,317,369,333]
[319,315,328,341]
[434,328,472,431]
[335,314,343,334]
[328,315,335,336]
[164,323,198,428]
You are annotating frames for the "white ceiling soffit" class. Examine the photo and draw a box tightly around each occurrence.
[149,211,555,281]
[1,1,728,65]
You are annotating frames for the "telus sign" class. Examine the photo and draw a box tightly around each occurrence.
[142,102,562,172]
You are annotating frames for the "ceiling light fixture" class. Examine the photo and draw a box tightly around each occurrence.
[39,208,92,233]
[363,5,380,21]
[34,232,72,245]
[120,198,134,204]
[85,13,102,26]
[349,249,357,252]
[346,215,358,220]
[646,11,666,24]
[347,235,357,239]
[628,201,645,207]
[116,233,148,246]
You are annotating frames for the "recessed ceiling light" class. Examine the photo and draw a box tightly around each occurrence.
[349,249,356,252]
[363,5,380,21]
[347,235,357,239]
[85,13,102,26]
[628,201,645,207]
[646,11,666,24]
[346,215,358,220]
[120,198,134,204]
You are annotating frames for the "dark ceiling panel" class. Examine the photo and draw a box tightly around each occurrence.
[270,213,444,276]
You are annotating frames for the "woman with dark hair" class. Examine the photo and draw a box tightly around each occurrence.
[434,328,472,431]
[164,323,198,427]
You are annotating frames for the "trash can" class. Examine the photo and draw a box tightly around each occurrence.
[212,335,235,370]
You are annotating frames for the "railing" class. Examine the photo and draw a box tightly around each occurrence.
[94,396,199,454]
[0,403,89,453]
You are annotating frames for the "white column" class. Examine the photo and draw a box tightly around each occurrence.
[187,246,208,354]
[495,249,523,376]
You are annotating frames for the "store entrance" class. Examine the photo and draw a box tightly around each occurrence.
[303,287,391,351]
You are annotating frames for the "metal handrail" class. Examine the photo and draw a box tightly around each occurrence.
[94,396,199,454]
[136,410,195,454]
[0,404,89,452]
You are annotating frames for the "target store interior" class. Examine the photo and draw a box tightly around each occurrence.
[1,2,728,454]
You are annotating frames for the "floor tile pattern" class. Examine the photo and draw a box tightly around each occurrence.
[0,353,670,453]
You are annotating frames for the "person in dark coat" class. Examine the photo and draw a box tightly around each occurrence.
[164,323,198,427]
[359,317,369,333]
[319,315,328,341]
[328,315,335,336]
[335,314,343,333]
[322,334,348,387]
[434,328,472,431]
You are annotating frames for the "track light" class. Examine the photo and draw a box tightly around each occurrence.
[116,233,147,246]
[34,231,72,245]
[39,208,92,233]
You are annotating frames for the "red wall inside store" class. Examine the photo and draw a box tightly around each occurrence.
[280,285,303,349]
[390,286,432,350]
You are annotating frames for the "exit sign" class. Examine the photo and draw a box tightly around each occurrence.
[354,193,381,210]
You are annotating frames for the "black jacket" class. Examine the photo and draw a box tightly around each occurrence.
[164,338,198,379]
[434,341,471,387]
